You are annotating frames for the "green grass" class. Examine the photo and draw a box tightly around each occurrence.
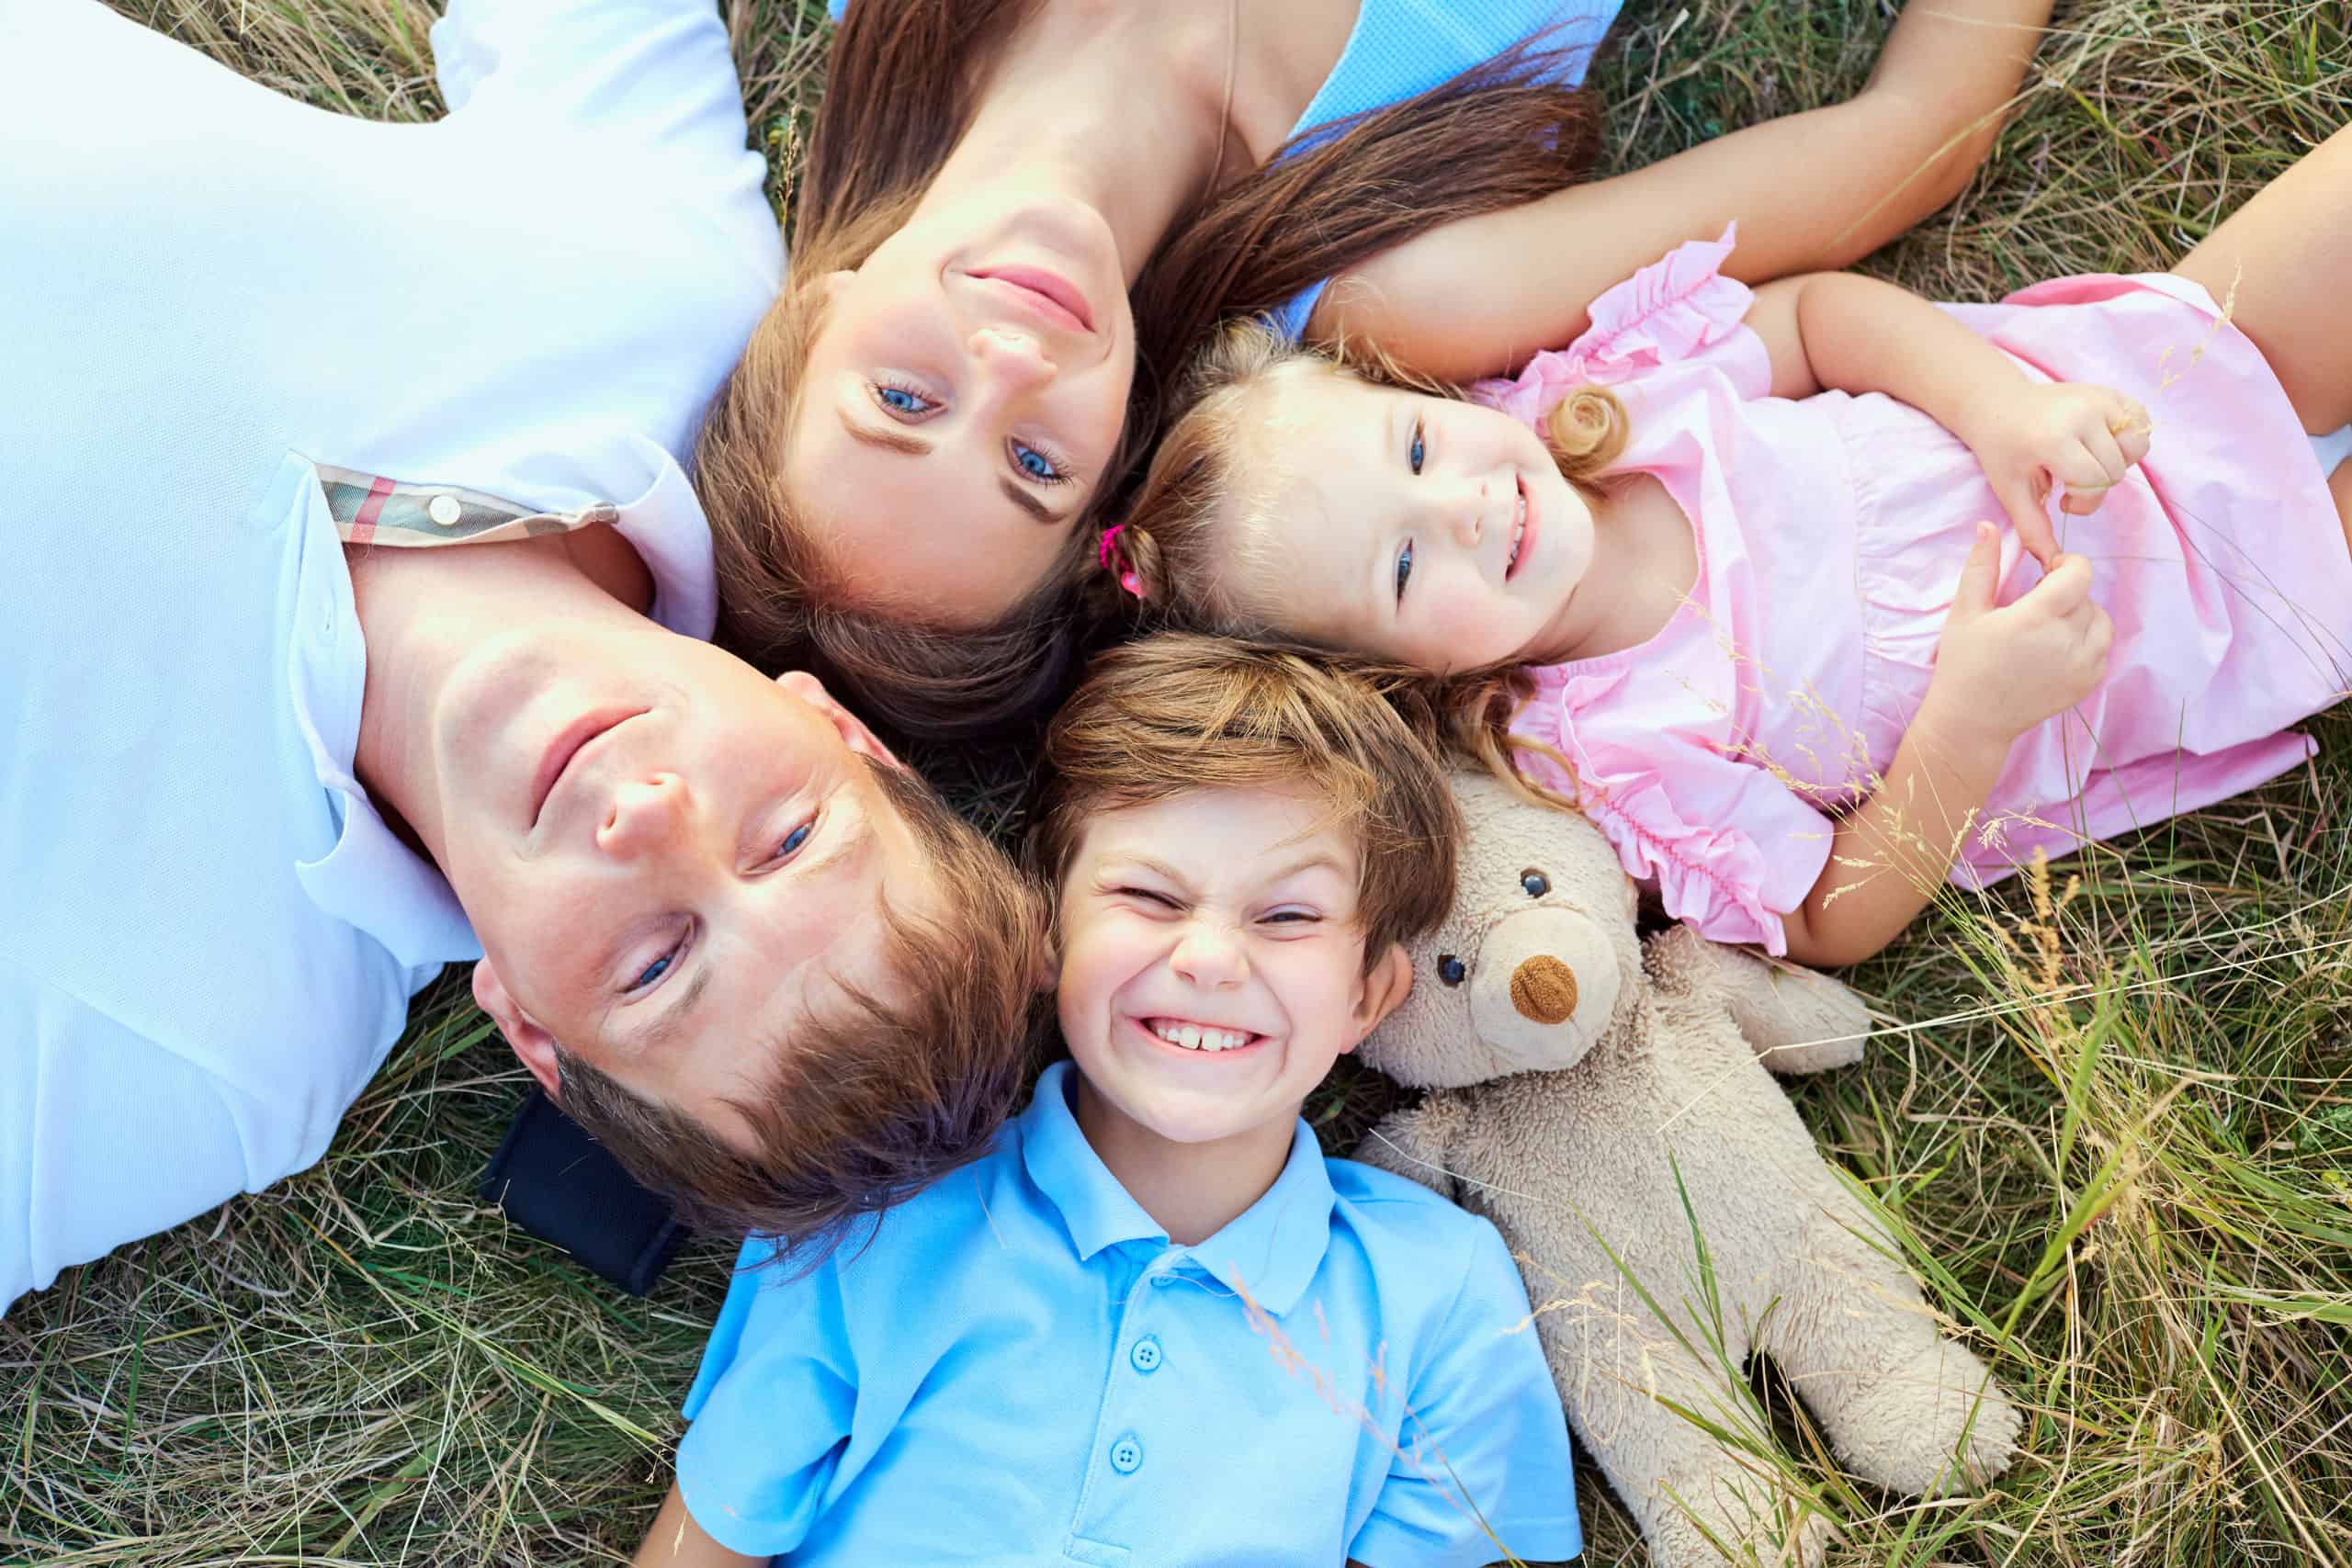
[5,2,2349,1563]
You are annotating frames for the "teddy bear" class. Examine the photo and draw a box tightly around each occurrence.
[1352,772,2020,1566]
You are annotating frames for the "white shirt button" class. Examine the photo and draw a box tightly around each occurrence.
[426,493,461,525]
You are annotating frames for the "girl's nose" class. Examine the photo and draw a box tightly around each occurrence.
[1170,920,1249,989]
[1443,483,1487,548]
[597,773,691,861]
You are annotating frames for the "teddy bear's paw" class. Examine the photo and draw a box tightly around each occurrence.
[1823,1337,2021,1497]
[1645,1477,1832,1568]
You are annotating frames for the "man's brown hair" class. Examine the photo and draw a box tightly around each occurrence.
[553,759,1052,1247]
[1032,634,1462,969]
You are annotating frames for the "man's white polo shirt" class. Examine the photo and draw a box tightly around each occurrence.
[0,0,783,1310]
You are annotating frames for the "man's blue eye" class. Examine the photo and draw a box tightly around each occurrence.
[1012,441,1062,482]
[778,821,813,859]
[1408,421,1425,475]
[1396,540,1414,602]
[632,951,674,991]
[876,385,933,415]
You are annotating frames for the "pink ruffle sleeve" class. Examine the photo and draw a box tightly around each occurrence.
[1511,667,1836,958]
[1473,222,1770,418]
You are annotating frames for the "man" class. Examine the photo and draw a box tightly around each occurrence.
[1,0,1047,1312]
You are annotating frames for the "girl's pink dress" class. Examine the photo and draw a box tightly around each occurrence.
[1486,227,2352,955]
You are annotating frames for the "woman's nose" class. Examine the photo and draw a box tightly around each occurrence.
[597,773,691,860]
[1170,921,1249,989]
[967,324,1056,399]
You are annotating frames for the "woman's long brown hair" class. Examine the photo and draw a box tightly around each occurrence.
[699,6,1604,739]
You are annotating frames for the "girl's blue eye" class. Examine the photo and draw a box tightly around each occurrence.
[776,820,813,861]
[1264,909,1319,925]
[1408,419,1426,476]
[875,384,935,416]
[1395,540,1415,602]
[1012,440,1065,483]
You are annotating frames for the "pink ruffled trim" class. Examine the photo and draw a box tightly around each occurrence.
[1512,663,1790,954]
[1473,222,1753,423]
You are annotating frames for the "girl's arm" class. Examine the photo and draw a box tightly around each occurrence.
[1743,272,2150,564]
[1310,0,2052,381]
[1778,528,2111,968]
[633,1482,768,1568]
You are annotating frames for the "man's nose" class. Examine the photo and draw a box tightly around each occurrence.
[1170,919,1249,989]
[967,324,1056,400]
[597,773,692,861]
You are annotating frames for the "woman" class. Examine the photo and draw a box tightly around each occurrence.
[701,0,2053,734]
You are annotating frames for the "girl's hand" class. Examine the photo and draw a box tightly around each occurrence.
[1923,522,2115,754]
[1954,382,2153,568]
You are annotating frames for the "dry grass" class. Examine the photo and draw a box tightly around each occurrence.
[5,2,2349,1563]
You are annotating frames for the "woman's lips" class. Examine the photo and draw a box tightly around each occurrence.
[967,264,1095,334]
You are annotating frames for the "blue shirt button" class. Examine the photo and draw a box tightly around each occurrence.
[1130,1337,1163,1374]
[1108,1434,1143,1474]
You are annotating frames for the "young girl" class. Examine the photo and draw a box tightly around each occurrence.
[1105,126,2352,967]
[699,0,2054,736]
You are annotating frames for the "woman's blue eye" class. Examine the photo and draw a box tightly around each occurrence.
[777,820,813,860]
[1395,540,1415,602]
[1012,440,1064,483]
[876,384,934,415]
[1408,420,1426,475]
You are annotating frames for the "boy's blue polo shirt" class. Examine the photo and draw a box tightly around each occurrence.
[676,1063,1581,1565]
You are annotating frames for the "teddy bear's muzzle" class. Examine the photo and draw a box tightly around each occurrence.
[1469,907,1623,1073]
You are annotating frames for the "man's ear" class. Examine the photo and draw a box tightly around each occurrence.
[1343,943,1416,1051]
[474,961,562,1100]
[776,669,902,768]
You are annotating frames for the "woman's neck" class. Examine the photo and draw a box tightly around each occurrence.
[1071,1074,1296,1247]
[928,0,1359,286]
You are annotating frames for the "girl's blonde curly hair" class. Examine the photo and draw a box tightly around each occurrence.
[1098,318,1629,812]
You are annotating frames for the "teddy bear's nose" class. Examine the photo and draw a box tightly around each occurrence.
[1510,955,1578,1024]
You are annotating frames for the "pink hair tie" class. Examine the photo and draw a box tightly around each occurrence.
[1097,525,1145,601]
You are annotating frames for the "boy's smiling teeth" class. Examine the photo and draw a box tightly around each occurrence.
[1147,1017,1258,1053]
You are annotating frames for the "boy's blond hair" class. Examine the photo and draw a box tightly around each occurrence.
[1032,634,1464,970]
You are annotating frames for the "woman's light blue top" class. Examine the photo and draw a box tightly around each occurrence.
[826,0,1623,337]
[676,1063,1582,1566]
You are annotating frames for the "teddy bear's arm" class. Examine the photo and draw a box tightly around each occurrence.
[1646,924,1869,1075]
[1350,1094,1470,1203]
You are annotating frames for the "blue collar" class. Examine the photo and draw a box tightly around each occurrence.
[1018,1062,1339,1316]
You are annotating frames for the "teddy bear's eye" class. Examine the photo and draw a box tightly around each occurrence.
[1437,954,1467,987]
[1520,868,1550,898]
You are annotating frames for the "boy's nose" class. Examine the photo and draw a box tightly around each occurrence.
[1170,921,1249,988]
[597,773,692,861]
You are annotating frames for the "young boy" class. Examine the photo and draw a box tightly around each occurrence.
[633,634,1582,1568]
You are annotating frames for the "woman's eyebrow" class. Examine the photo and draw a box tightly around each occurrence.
[997,476,1067,525]
[838,403,933,457]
